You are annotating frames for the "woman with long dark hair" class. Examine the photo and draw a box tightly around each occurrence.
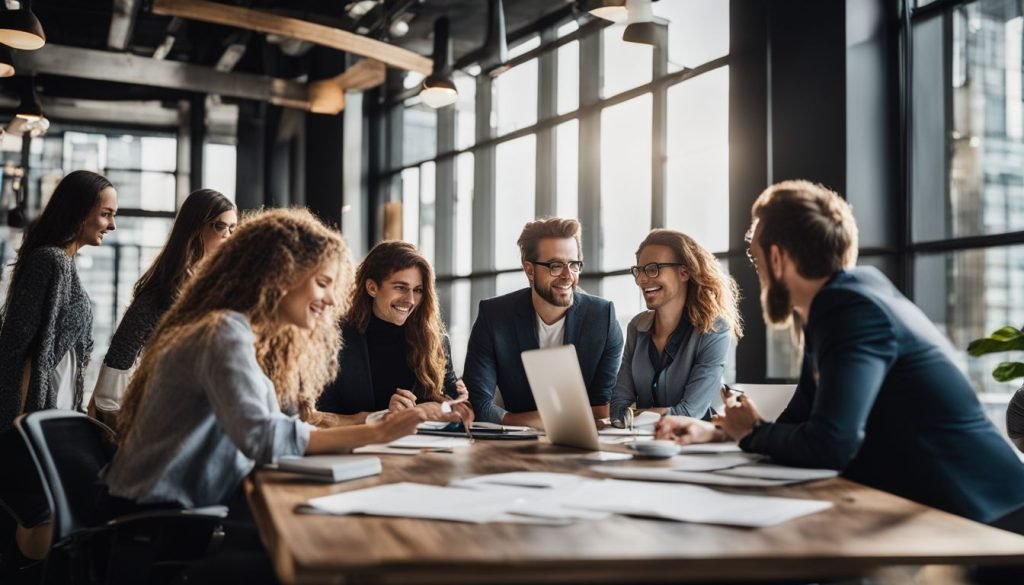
[0,169,116,562]
[317,240,468,419]
[90,189,236,425]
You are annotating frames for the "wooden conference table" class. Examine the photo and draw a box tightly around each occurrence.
[247,440,1024,585]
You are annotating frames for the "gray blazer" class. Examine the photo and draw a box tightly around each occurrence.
[609,311,731,422]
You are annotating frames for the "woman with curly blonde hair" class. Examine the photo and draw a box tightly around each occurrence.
[104,209,470,513]
[609,229,743,425]
[318,240,468,418]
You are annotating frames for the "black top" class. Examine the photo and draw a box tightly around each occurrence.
[365,315,419,411]
[317,319,460,415]
[740,267,1024,524]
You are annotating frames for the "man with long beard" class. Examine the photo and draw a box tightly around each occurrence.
[656,180,1024,532]
[463,217,624,427]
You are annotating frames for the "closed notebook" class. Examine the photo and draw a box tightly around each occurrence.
[275,455,382,483]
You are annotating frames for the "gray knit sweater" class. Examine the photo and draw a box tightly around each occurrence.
[0,246,93,432]
[104,290,166,370]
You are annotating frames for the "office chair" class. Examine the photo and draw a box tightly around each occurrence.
[14,410,228,585]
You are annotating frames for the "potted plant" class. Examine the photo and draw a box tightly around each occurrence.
[968,325,1024,451]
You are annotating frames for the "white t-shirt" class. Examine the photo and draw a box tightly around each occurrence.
[536,314,567,349]
[51,348,78,410]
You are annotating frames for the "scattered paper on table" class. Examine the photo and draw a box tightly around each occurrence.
[387,435,473,449]
[562,479,832,527]
[591,466,801,487]
[677,443,744,454]
[716,463,838,481]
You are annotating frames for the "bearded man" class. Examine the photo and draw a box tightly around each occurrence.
[656,180,1024,532]
[463,217,624,427]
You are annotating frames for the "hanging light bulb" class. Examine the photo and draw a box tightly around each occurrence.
[0,0,45,51]
[16,80,43,122]
[420,17,458,109]
[579,0,628,23]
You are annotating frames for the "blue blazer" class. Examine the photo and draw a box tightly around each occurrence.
[741,267,1024,523]
[317,323,458,415]
[463,288,624,423]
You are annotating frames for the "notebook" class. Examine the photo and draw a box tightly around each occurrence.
[275,455,382,483]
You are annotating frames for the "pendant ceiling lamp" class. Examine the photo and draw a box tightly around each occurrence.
[0,0,45,51]
[16,79,43,122]
[622,0,664,46]
[420,17,457,109]
[480,0,508,77]
[579,0,628,23]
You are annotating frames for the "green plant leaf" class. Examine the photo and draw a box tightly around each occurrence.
[993,362,1024,383]
[990,326,1023,341]
[968,329,1024,356]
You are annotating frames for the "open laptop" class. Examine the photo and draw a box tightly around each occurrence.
[520,345,601,450]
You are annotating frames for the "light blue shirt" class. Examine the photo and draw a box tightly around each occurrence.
[104,311,312,508]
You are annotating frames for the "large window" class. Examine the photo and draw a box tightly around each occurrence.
[384,7,732,375]
[0,127,236,394]
[910,0,1024,394]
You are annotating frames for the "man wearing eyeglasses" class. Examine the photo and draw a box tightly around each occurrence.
[463,217,624,427]
[656,180,1024,535]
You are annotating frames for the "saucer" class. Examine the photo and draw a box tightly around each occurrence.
[628,440,681,459]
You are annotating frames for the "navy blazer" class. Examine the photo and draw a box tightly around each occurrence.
[741,267,1024,523]
[463,288,624,423]
[317,323,458,415]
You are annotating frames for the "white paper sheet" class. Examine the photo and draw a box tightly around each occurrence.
[562,479,832,527]
[300,482,569,524]
[352,445,420,456]
[591,466,800,487]
[450,473,611,520]
[598,428,655,437]
[387,435,473,449]
[716,463,838,481]
[677,443,744,454]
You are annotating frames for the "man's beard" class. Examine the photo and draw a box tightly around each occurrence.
[761,269,794,326]
[534,279,575,307]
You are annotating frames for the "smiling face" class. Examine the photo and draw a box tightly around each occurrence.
[366,266,424,326]
[278,259,339,329]
[202,209,238,255]
[635,244,688,311]
[524,237,580,309]
[77,186,118,247]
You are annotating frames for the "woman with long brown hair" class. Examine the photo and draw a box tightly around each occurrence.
[317,240,467,418]
[90,188,236,425]
[105,210,468,514]
[609,228,743,425]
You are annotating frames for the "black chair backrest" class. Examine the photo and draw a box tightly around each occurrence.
[15,411,116,544]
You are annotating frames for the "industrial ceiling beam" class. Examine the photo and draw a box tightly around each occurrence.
[152,0,433,75]
[13,43,310,109]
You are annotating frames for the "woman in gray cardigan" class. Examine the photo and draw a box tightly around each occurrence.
[0,170,117,561]
[610,229,743,424]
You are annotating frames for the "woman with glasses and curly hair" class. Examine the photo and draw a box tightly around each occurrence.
[317,240,470,421]
[90,189,236,426]
[609,229,743,426]
[105,210,468,518]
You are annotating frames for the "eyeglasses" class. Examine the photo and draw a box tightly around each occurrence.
[629,262,684,279]
[530,260,584,276]
[209,220,237,235]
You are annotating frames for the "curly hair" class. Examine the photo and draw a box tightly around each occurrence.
[343,241,448,402]
[636,229,743,338]
[117,208,354,445]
